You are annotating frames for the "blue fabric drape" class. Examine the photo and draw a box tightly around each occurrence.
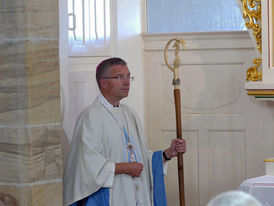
[152,151,168,206]
[70,188,110,206]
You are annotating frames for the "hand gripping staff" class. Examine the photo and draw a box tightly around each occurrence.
[164,38,186,206]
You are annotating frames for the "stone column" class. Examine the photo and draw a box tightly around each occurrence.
[0,0,62,205]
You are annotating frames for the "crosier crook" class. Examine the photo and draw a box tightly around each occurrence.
[164,38,186,206]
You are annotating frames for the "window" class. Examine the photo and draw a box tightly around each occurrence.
[147,0,246,33]
[68,0,110,56]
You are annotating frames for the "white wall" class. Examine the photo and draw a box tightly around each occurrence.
[60,1,274,205]
[114,0,145,126]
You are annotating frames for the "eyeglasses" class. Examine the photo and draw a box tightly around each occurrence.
[102,75,134,81]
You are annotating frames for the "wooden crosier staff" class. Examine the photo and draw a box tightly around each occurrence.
[164,38,186,206]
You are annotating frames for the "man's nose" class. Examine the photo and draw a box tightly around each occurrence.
[123,78,130,84]
[124,81,130,86]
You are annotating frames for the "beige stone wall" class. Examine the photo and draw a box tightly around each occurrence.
[0,0,62,205]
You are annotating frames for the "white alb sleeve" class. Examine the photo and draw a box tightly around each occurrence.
[102,162,115,187]
[163,160,168,176]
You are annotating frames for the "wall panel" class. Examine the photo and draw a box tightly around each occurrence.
[144,31,274,205]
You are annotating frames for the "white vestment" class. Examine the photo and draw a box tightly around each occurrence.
[63,98,158,206]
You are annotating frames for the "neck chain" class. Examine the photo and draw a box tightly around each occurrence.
[99,101,130,141]
[99,101,138,162]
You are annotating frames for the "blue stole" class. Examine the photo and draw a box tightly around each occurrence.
[70,188,110,206]
[70,151,167,206]
[152,151,168,206]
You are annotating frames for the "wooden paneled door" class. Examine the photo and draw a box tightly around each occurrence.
[143,32,274,206]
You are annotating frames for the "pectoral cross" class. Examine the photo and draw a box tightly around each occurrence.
[127,144,135,162]
[123,127,136,162]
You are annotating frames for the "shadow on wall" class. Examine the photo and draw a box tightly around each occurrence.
[61,85,71,170]
[62,127,70,172]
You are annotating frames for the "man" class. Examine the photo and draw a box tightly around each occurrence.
[64,57,186,206]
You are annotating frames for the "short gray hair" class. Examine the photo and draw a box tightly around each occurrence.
[96,57,127,88]
[207,191,262,206]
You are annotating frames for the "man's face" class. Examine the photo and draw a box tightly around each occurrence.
[101,64,131,102]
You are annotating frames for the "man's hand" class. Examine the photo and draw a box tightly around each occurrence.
[115,162,143,177]
[164,138,186,161]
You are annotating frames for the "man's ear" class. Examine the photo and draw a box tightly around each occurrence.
[100,79,108,89]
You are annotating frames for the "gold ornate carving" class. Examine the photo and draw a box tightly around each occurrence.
[241,0,262,81]
[246,57,262,81]
[164,38,186,89]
